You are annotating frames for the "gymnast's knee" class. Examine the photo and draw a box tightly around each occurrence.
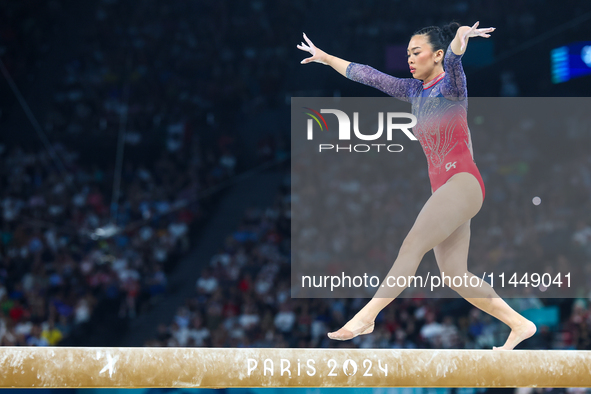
[398,237,429,262]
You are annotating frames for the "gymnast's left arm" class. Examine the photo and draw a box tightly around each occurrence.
[443,22,496,99]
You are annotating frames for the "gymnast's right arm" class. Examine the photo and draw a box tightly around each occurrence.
[297,33,417,102]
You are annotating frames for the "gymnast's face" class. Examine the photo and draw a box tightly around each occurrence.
[407,35,443,81]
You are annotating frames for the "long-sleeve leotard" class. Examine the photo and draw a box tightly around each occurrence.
[344,44,485,200]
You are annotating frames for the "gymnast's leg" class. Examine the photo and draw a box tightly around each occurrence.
[327,172,482,340]
[433,220,536,350]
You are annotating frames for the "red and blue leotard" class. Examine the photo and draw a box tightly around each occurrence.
[345,43,485,200]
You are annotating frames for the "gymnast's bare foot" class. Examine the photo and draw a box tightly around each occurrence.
[493,319,537,350]
[328,316,375,341]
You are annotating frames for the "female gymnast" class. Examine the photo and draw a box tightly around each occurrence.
[297,22,537,350]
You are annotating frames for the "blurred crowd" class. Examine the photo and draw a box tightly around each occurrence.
[0,132,238,345]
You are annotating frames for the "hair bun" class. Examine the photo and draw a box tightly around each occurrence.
[441,22,461,42]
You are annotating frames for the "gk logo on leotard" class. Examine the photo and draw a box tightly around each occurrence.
[445,162,457,171]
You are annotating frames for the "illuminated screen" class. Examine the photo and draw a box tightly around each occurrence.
[551,41,591,83]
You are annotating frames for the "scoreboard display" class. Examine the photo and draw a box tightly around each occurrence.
[551,41,591,83]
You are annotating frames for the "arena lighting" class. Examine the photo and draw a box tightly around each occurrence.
[551,41,591,83]
[0,347,590,388]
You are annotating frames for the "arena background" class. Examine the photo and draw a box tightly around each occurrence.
[1,0,591,393]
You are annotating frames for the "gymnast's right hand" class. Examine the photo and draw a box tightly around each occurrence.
[297,33,329,65]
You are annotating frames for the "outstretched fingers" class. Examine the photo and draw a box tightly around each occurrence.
[461,22,495,50]
[297,33,316,64]
[475,27,495,38]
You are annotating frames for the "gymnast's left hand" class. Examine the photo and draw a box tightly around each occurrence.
[459,21,495,51]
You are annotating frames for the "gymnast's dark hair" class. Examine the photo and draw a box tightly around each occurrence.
[412,22,461,66]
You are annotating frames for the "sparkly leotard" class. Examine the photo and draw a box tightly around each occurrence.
[345,43,485,200]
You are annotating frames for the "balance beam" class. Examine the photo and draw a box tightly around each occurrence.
[0,347,590,388]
